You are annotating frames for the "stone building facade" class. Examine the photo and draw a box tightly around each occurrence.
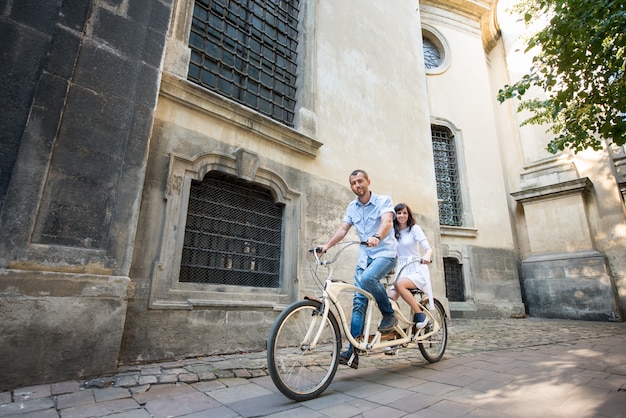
[0,0,623,389]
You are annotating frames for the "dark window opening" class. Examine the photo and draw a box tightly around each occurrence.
[179,172,283,288]
[188,0,300,126]
[444,257,465,302]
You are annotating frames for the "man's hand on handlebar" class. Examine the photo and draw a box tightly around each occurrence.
[365,236,380,247]
[316,245,329,254]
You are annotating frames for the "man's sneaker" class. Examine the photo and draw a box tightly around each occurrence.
[338,350,358,369]
[378,315,397,333]
[414,312,429,329]
[384,346,399,355]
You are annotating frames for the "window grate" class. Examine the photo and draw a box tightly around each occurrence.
[432,126,463,226]
[444,257,465,302]
[423,37,441,69]
[188,0,300,126]
[179,173,283,288]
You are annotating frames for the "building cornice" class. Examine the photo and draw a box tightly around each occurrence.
[420,0,500,52]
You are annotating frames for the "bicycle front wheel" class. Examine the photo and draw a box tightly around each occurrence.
[267,299,341,401]
[418,298,448,362]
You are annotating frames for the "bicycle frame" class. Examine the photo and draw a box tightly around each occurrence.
[307,241,440,354]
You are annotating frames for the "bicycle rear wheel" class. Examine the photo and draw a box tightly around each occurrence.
[267,299,341,401]
[418,298,448,362]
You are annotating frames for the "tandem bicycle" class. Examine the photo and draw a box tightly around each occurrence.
[267,240,448,401]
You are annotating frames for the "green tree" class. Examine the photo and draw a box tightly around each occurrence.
[497,0,626,153]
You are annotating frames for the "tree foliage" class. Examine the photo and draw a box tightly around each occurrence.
[497,0,626,153]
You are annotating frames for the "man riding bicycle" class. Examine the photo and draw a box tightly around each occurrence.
[318,169,398,369]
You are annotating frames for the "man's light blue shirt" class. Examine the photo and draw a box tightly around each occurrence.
[343,192,397,269]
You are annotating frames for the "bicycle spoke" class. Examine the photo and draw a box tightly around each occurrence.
[268,300,340,401]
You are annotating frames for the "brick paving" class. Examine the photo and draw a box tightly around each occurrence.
[1,318,624,417]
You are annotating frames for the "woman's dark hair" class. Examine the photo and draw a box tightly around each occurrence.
[393,203,415,239]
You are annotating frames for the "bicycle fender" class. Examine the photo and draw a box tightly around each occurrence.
[304,295,322,304]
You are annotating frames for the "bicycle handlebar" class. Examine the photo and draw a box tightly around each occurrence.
[309,241,428,273]
[308,240,365,265]
[393,257,427,279]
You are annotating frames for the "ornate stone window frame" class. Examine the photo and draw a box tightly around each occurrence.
[149,149,301,310]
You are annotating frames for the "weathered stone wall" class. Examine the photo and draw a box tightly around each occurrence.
[121,121,358,361]
[0,271,130,389]
[450,247,526,318]
[523,252,621,321]
[0,0,172,389]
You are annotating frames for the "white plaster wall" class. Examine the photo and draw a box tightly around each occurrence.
[314,0,439,222]
[523,195,593,254]
[421,10,515,248]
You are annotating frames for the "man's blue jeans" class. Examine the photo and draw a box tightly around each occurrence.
[348,256,397,351]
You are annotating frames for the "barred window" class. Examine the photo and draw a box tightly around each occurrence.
[432,126,462,226]
[179,173,283,288]
[188,0,300,126]
[444,257,465,302]
[423,37,441,69]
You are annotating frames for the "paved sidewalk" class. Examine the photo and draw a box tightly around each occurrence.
[1,318,625,417]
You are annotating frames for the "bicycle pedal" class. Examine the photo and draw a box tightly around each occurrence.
[384,349,398,356]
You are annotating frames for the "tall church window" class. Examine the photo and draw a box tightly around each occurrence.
[432,125,463,226]
[179,172,283,288]
[187,0,300,126]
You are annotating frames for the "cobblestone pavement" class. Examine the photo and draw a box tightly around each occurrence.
[1,318,625,417]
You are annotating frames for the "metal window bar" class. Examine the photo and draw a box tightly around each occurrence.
[188,0,300,126]
[443,257,465,302]
[432,126,463,226]
[423,38,441,69]
[179,174,283,288]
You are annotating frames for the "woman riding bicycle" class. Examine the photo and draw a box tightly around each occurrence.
[387,203,433,329]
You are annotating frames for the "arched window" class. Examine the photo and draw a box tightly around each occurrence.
[432,125,463,226]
